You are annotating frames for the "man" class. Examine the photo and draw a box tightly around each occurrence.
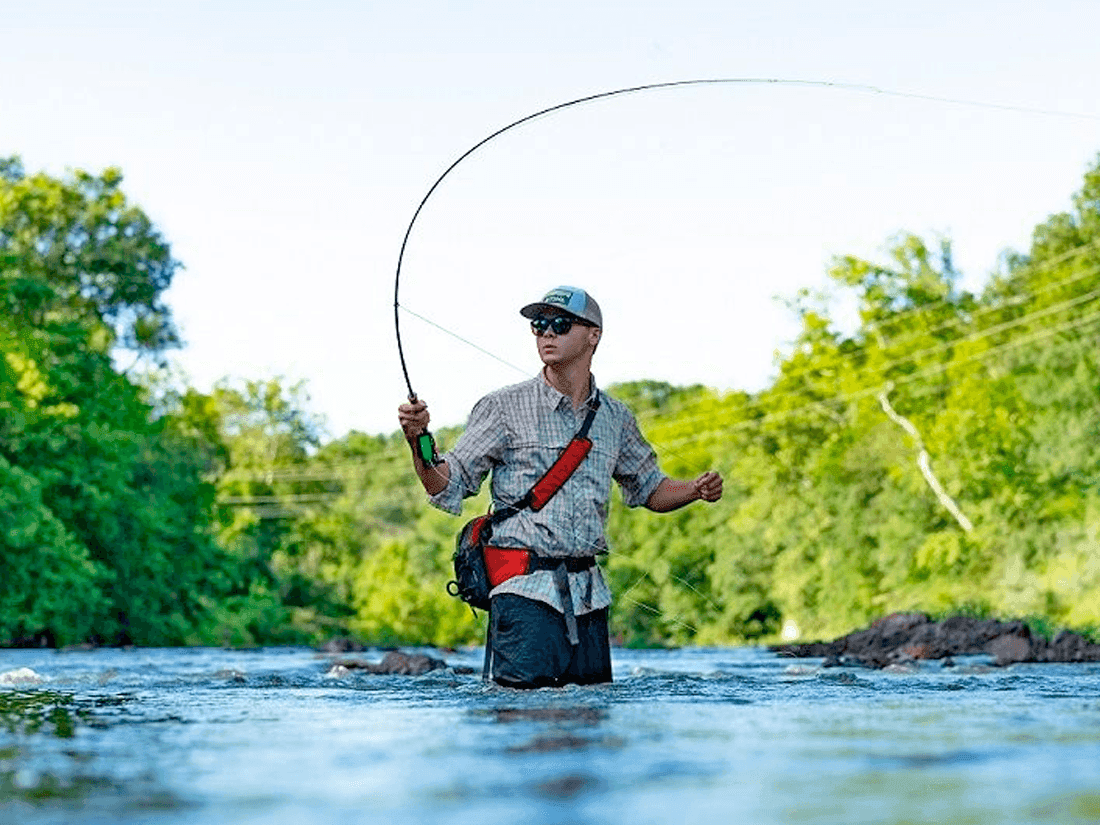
[398,286,723,688]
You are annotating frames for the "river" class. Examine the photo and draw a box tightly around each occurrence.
[2,645,1099,824]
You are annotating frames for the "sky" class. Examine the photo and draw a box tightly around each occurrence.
[4,1,1100,438]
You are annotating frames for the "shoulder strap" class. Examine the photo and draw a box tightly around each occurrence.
[489,390,601,525]
[574,392,601,439]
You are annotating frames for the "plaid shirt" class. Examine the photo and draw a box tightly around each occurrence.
[431,373,666,615]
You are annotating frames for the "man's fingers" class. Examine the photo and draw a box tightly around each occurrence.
[397,400,430,436]
[695,471,723,502]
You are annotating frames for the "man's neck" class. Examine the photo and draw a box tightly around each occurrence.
[542,363,593,411]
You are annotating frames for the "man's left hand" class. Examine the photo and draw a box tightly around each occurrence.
[693,471,723,503]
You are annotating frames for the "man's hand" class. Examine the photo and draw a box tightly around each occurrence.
[645,470,724,512]
[692,471,723,503]
[397,398,430,441]
[397,398,450,495]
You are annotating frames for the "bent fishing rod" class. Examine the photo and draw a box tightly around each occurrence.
[392,76,1098,465]
[393,78,812,464]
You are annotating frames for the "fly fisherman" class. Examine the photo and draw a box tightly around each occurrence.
[397,286,723,688]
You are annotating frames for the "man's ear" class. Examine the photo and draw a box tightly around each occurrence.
[589,326,602,350]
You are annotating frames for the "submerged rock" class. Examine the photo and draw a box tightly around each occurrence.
[772,613,1100,668]
[330,650,475,675]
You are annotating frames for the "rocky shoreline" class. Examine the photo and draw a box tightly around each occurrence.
[771,613,1100,668]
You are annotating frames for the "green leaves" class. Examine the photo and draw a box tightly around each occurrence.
[0,157,179,361]
[0,161,269,647]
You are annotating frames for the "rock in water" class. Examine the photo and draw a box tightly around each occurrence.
[332,651,449,675]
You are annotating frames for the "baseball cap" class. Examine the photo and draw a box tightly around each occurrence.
[520,286,603,328]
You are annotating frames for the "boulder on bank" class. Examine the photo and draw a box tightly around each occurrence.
[772,613,1100,668]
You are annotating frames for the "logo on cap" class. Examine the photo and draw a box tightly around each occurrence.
[543,289,573,308]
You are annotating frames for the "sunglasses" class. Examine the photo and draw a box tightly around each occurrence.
[530,315,589,335]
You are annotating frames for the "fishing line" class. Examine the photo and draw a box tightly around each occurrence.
[399,303,530,377]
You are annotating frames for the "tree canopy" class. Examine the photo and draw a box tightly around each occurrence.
[0,159,288,646]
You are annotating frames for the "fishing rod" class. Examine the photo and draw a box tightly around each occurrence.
[392,78,783,464]
[392,76,1099,465]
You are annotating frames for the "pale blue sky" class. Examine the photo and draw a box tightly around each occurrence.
[4,1,1099,436]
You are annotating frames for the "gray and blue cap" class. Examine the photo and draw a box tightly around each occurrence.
[520,286,602,328]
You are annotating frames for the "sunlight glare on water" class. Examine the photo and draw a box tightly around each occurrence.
[1,645,1099,824]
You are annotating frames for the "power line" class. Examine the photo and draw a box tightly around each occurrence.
[772,262,1100,388]
[219,494,342,505]
[222,300,1100,497]
[639,289,1100,440]
[632,252,1100,427]
[653,306,1100,456]
[857,237,1100,337]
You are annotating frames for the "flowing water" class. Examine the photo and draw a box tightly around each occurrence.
[2,645,1099,824]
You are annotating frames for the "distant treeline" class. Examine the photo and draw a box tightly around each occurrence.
[2,154,1098,648]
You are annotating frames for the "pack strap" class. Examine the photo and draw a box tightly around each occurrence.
[482,619,493,680]
[550,563,580,646]
[489,391,601,525]
[526,438,591,510]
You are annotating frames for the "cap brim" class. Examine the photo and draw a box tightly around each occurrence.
[520,301,582,320]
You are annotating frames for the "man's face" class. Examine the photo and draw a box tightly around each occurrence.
[531,312,601,367]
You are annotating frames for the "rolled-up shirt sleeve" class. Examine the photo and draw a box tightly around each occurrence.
[429,394,506,515]
[612,411,666,508]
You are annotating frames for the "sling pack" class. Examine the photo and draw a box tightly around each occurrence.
[446,392,601,612]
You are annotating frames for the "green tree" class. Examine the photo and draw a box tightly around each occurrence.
[0,159,264,646]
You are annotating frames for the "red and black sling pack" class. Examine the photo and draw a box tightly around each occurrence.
[447,392,601,613]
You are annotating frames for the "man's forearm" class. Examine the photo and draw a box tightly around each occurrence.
[413,455,450,496]
[645,478,700,512]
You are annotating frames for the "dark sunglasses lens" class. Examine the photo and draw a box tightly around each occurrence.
[532,316,575,334]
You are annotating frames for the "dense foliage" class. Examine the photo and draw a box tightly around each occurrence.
[3,154,1098,648]
[0,159,295,646]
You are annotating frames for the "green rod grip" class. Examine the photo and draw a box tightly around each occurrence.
[416,431,441,466]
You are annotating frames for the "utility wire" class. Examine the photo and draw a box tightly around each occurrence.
[628,247,1100,427]
[228,299,1100,499]
[229,301,1100,495]
[851,237,1100,336]
[654,305,1100,456]
[636,281,1100,435]
[771,262,1100,389]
